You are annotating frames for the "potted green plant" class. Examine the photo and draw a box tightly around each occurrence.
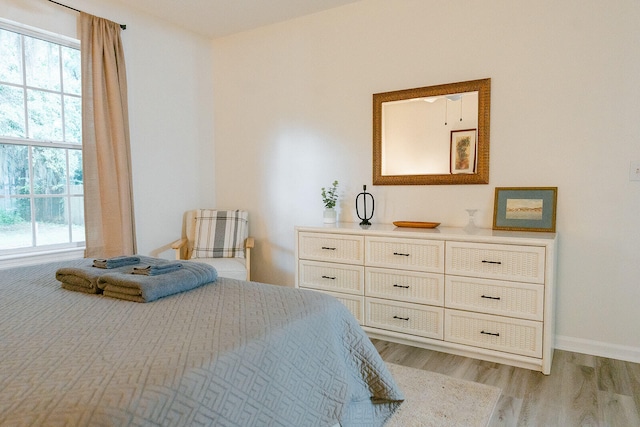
[321,180,339,223]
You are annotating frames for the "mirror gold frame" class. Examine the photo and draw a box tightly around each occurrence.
[373,78,491,185]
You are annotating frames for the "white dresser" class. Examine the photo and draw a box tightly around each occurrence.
[295,223,557,374]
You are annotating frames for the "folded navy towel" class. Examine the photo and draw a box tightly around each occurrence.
[93,256,141,269]
[132,263,183,276]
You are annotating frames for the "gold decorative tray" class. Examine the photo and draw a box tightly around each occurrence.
[393,221,440,229]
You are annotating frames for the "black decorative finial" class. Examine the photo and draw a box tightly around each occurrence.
[356,185,374,228]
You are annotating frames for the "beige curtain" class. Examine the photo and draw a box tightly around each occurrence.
[80,12,136,258]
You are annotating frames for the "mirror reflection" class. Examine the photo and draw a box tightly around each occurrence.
[382,91,478,175]
[373,78,490,185]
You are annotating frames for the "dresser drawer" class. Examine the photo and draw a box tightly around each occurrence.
[298,232,364,264]
[444,309,543,358]
[298,260,364,295]
[366,267,444,306]
[317,290,364,324]
[366,236,444,273]
[445,276,544,321]
[445,241,545,284]
[366,297,443,340]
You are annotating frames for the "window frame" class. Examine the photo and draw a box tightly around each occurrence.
[0,18,85,257]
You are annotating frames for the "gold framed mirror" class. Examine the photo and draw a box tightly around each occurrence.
[373,78,490,185]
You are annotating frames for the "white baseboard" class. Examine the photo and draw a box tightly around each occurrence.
[555,335,640,364]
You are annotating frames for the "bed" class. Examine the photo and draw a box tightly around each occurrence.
[0,259,402,426]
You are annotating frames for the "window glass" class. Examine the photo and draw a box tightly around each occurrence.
[68,149,83,194]
[0,84,26,138]
[64,95,81,143]
[61,46,80,95]
[70,196,84,242]
[27,89,63,141]
[34,196,68,245]
[24,36,61,91]
[32,146,67,195]
[0,29,23,85]
[0,197,32,249]
[0,144,29,196]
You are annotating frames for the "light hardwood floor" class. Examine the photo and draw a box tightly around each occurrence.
[372,339,640,426]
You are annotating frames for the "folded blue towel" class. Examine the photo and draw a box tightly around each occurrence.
[57,256,163,293]
[132,263,183,276]
[98,261,218,302]
[58,258,138,293]
[93,256,141,269]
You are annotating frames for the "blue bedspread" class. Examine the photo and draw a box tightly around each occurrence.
[0,259,403,426]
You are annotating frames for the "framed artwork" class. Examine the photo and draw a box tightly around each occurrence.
[450,129,477,174]
[493,187,558,232]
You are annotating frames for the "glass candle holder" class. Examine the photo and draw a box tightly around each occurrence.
[464,209,478,233]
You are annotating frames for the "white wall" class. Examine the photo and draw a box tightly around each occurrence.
[212,0,640,360]
[1,0,216,259]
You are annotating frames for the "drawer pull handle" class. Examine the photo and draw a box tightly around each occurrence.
[321,246,336,250]
[393,252,410,257]
[321,275,336,280]
[393,284,410,289]
[481,295,501,300]
[393,315,410,321]
[481,260,502,265]
[480,330,500,337]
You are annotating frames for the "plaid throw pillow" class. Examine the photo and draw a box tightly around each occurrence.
[191,209,249,259]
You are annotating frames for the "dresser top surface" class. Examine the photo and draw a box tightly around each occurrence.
[296,222,557,245]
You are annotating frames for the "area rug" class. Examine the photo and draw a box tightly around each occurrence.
[385,363,501,427]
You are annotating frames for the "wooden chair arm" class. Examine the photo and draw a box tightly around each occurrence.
[171,238,187,250]
[171,238,188,260]
[245,237,255,249]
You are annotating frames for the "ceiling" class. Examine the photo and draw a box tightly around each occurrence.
[110,0,361,39]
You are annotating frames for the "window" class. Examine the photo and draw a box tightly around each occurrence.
[0,20,84,254]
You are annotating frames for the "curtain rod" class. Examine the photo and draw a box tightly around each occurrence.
[48,0,127,30]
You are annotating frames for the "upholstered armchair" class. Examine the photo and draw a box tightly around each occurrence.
[171,209,254,281]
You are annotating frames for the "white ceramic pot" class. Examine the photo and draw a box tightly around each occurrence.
[323,208,337,223]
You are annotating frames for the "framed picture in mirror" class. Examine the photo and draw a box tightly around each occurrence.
[450,129,477,174]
